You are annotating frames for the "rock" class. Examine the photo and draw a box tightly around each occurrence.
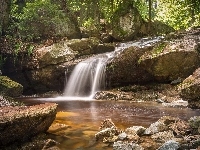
[0,76,23,97]
[113,141,144,150]
[66,37,100,55]
[144,116,179,135]
[0,103,57,146]
[35,41,77,68]
[188,116,200,134]
[95,126,119,143]
[94,43,115,54]
[125,126,146,136]
[118,132,127,140]
[179,68,200,100]
[1,133,60,150]
[95,119,121,143]
[157,140,180,150]
[0,95,24,107]
[139,39,200,82]
[106,46,154,87]
[162,100,188,108]
[2,37,101,95]
[169,119,190,136]
[151,131,175,143]
[112,5,146,41]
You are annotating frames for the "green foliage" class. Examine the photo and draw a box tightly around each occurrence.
[10,0,70,41]
[154,0,200,30]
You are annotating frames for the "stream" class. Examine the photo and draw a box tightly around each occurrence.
[20,98,200,150]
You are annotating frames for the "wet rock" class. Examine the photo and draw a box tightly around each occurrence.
[188,116,200,134]
[0,103,57,146]
[66,37,100,55]
[0,76,23,97]
[1,133,60,150]
[95,126,119,143]
[179,68,200,100]
[169,119,190,136]
[95,119,121,143]
[113,141,144,150]
[144,116,179,135]
[139,39,200,82]
[106,46,154,87]
[162,100,188,108]
[151,131,175,143]
[118,132,127,140]
[125,126,146,136]
[157,140,180,150]
[94,43,115,54]
[0,95,24,107]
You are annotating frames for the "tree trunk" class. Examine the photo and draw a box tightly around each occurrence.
[148,0,152,34]
[0,0,11,35]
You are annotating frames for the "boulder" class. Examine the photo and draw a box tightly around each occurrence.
[2,38,101,94]
[112,6,146,41]
[0,76,23,97]
[35,41,77,68]
[0,103,57,146]
[139,39,200,82]
[144,116,179,135]
[66,37,100,55]
[106,46,154,87]
[179,68,200,100]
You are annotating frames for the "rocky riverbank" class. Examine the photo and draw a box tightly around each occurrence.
[95,116,200,150]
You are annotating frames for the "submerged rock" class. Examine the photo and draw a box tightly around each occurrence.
[0,103,57,146]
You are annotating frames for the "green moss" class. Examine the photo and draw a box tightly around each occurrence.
[151,42,167,57]
[0,76,23,97]
[138,42,167,64]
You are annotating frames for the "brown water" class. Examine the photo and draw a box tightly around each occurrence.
[20,98,200,150]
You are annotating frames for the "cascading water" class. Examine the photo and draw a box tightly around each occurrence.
[62,36,163,100]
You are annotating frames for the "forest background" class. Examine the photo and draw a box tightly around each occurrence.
[0,0,199,61]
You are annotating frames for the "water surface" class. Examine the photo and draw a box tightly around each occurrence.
[20,98,200,150]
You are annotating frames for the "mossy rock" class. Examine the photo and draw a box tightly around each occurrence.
[139,41,200,82]
[0,76,23,97]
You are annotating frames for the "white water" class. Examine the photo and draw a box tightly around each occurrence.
[61,36,163,100]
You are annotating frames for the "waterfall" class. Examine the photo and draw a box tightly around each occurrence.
[62,36,163,100]
[63,52,119,99]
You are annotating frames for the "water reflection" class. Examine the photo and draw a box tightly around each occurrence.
[20,98,200,150]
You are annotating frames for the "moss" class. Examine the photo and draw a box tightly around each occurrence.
[138,42,167,64]
[0,76,23,97]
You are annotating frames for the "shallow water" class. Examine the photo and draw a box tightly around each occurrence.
[20,98,200,150]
